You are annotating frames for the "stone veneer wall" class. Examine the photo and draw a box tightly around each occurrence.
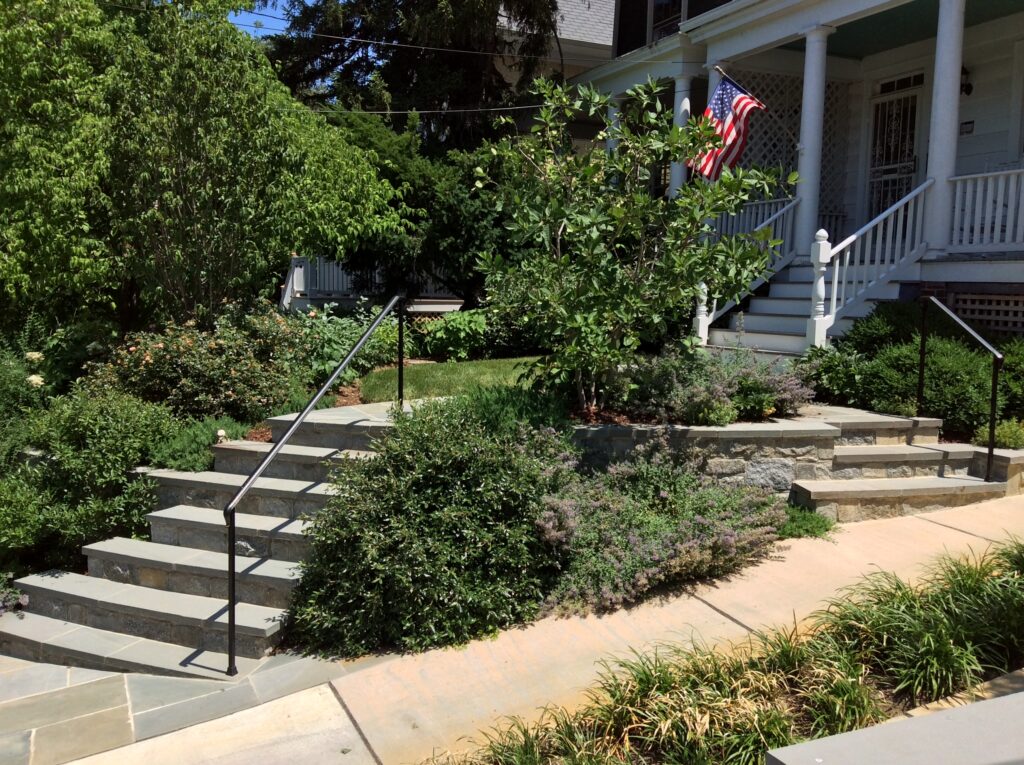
[572,421,838,492]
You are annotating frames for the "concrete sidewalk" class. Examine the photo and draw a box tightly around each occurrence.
[71,496,1024,765]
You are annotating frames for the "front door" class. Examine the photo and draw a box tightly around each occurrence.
[868,88,922,217]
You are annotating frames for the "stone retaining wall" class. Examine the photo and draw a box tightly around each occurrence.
[572,421,838,492]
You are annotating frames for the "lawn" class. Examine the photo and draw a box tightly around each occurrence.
[358,357,536,403]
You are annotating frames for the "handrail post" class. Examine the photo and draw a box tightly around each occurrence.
[917,297,929,418]
[397,296,406,406]
[806,229,833,347]
[988,355,1003,482]
[224,504,237,676]
[693,282,711,344]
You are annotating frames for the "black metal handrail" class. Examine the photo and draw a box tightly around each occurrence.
[222,294,406,675]
[916,296,1003,482]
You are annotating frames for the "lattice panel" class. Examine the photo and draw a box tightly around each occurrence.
[951,293,1024,334]
[730,70,849,216]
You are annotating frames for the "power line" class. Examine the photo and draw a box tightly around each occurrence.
[98,1,709,67]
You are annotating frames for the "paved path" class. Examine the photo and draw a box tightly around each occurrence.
[60,495,1024,765]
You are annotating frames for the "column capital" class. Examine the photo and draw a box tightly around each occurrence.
[802,25,836,41]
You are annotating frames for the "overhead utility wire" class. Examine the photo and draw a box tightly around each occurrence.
[97,1,709,67]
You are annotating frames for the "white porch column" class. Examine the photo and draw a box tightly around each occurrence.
[707,61,726,95]
[669,75,693,195]
[794,26,834,257]
[923,0,966,256]
[606,98,621,153]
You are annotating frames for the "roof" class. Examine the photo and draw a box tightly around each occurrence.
[556,0,614,47]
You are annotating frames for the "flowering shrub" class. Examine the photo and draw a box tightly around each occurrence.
[86,303,310,422]
[541,439,785,613]
[609,346,812,425]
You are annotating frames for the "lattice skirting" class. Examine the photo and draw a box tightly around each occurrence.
[950,293,1024,333]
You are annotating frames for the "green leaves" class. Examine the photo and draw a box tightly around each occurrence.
[483,79,781,410]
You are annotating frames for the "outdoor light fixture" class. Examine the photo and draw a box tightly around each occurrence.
[960,66,973,96]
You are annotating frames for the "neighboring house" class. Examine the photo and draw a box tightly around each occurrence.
[573,0,1024,353]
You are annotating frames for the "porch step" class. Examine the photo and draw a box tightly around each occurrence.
[148,506,310,562]
[0,612,260,680]
[212,440,371,482]
[730,313,807,334]
[152,469,333,519]
[84,537,299,609]
[831,444,974,479]
[791,475,1007,523]
[16,572,283,659]
[707,328,807,355]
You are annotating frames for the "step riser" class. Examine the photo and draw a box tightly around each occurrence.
[834,429,939,446]
[830,460,971,480]
[214,451,334,483]
[155,484,327,519]
[267,423,380,450]
[19,588,277,660]
[707,329,808,354]
[149,517,309,562]
[730,314,807,334]
[794,488,1006,523]
[86,556,295,610]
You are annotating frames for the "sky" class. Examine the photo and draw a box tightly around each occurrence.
[229,10,278,38]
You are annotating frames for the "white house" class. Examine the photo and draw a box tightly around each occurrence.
[574,0,1024,353]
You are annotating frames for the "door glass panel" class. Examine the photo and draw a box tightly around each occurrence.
[868,92,919,217]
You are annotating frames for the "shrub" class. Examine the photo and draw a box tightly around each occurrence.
[152,416,251,472]
[609,346,812,425]
[973,419,1024,450]
[840,301,964,354]
[796,344,865,405]
[541,440,786,613]
[86,304,309,422]
[0,388,175,573]
[0,349,45,419]
[287,397,576,656]
[1001,338,1024,420]
[862,337,995,437]
[422,310,488,361]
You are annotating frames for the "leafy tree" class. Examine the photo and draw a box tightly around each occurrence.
[267,0,558,149]
[0,0,401,332]
[483,79,783,411]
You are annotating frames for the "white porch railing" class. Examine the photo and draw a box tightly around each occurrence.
[950,168,1024,252]
[694,197,800,341]
[714,198,790,238]
[807,178,934,346]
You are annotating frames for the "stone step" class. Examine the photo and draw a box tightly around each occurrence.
[16,572,283,659]
[791,475,1007,523]
[729,312,807,334]
[152,470,333,519]
[212,440,371,482]
[0,612,260,680]
[707,328,808,355]
[831,444,975,479]
[149,506,310,562]
[821,413,940,446]
[265,415,390,450]
[84,537,299,609]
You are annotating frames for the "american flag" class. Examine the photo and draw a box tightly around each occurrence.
[694,75,765,181]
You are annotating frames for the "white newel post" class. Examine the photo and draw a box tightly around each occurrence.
[806,230,834,347]
[669,75,693,195]
[923,0,966,255]
[794,26,834,256]
[693,282,711,344]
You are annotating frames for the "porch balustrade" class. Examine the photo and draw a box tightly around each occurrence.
[950,168,1024,253]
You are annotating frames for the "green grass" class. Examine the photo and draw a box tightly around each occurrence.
[778,504,835,540]
[358,357,536,403]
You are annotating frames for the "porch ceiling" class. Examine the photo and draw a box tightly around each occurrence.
[782,0,1022,60]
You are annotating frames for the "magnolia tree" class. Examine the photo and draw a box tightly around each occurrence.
[481,79,786,411]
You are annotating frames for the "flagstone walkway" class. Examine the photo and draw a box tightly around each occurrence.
[36,494,1022,765]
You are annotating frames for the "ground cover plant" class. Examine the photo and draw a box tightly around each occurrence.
[428,539,1024,764]
[287,391,790,657]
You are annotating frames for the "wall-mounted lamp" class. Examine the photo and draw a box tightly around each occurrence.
[960,66,973,96]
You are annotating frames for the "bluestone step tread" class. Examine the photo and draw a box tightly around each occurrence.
[83,537,299,583]
[212,441,373,463]
[794,475,1007,499]
[149,506,310,537]
[16,572,282,638]
[150,470,333,498]
[832,444,968,463]
[0,612,259,680]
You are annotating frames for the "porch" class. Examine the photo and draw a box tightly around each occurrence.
[577,0,1024,352]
